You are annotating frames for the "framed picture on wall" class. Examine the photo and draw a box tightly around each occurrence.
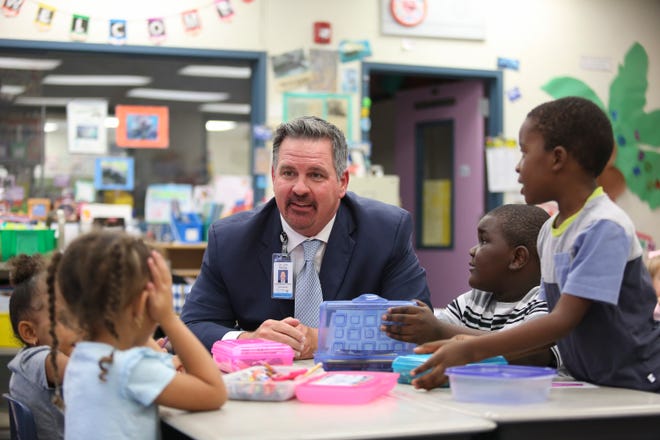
[283,92,353,140]
[115,105,170,148]
[94,157,135,191]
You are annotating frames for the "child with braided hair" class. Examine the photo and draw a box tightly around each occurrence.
[47,230,226,439]
[7,253,78,440]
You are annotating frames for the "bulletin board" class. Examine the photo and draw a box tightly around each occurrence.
[283,92,353,140]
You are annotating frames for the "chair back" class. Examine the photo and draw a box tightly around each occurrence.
[2,393,38,440]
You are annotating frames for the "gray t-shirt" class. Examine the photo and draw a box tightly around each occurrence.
[8,346,64,440]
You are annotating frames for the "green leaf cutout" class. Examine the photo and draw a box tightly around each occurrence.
[541,77,605,110]
[609,42,648,126]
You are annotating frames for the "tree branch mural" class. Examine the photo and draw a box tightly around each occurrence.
[542,42,659,209]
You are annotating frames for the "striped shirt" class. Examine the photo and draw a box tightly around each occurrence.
[436,286,562,366]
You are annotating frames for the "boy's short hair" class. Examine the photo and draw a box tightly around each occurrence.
[528,96,614,177]
[487,204,550,260]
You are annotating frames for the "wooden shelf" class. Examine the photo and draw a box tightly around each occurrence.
[160,242,207,278]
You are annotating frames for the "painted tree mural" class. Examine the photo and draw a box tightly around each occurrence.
[542,42,660,209]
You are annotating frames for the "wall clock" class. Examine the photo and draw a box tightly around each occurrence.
[390,0,427,27]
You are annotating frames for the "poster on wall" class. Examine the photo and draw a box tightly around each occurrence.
[309,49,338,92]
[271,48,312,91]
[115,105,169,148]
[283,92,353,140]
[66,99,108,154]
[94,157,134,191]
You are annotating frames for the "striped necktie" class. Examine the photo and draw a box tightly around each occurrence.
[294,239,323,327]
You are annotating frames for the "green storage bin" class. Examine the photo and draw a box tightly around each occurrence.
[0,229,57,261]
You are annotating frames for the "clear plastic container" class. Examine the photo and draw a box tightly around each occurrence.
[314,294,416,371]
[223,365,315,401]
[446,364,556,404]
[212,338,294,373]
[295,371,399,404]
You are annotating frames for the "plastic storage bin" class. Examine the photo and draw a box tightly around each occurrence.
[0,229,56,261]
[171,212,203,243]
[223,365,316,401]
[212,338,295,373]
[445,364,556,404]
[314,294,416,371]
[295,371,399,404]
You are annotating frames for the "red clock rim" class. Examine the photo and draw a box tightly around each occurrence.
[390,0,427,27]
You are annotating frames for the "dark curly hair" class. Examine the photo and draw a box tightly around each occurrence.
[486,204,550,261]
[46,230,155,404]
[8,254,48,345]
[527,96,614,177]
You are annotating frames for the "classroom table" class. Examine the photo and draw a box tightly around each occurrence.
[160,384,496,440]
[421,381,660,440]
[160,363,660,440]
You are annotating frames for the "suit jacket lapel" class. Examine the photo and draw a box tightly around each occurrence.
[320,202,355,301]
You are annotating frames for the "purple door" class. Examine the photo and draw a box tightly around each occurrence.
[394,81,485,307]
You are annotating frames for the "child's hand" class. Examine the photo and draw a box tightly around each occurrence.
[380,300,440,344]
[145,250,175,325]
[410,337,473,390]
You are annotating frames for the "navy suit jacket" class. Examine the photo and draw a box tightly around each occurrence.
[181,192,432,350]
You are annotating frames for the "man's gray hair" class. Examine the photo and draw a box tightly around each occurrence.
[272,116,348,179]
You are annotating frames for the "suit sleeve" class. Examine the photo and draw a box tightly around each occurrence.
[379,210,432,308]
[180,223,238,350]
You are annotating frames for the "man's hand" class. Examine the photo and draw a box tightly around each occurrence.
[238,317,306,358]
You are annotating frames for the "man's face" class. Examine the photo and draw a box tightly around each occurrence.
[272,137,348,237]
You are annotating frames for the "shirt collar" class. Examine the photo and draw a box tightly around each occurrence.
[280,214,336,252]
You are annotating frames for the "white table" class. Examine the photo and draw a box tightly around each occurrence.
[160,384,495,440]
[161,362,660,440]
[421,382,660,440]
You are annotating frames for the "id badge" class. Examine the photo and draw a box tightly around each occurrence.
[272,253,293,299]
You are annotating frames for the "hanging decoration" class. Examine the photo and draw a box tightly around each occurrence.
[1,0,252,44]
[181,9,202,35]
[2,0,25,17]
[542,42,660,209]
[214,0,234,21]
[70,14,89,41]
[109,19,127,45]
[34,2,54,30]
[148,17,167,44]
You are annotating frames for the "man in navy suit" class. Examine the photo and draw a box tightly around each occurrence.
[181,116,431,358]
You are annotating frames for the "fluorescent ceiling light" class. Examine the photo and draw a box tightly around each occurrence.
[205,120,237,132]
[179,65,251,79]
[14,97,105,107]
[127,88,228,102]
[0,85,26,95]
[0,57,61,70]
[105,117,119,128]
[199,103,251,114]
[43,75,151,86]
